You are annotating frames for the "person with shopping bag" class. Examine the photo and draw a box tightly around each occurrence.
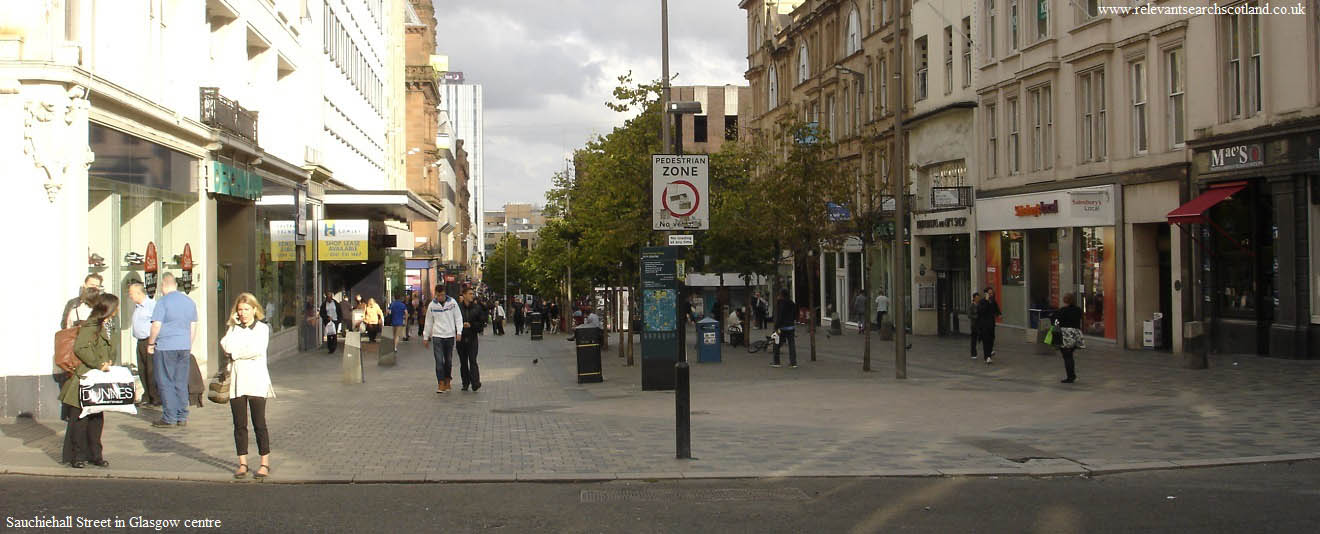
[1052,293,1085,383]
[220,293,275,479]
[59,293,118,468]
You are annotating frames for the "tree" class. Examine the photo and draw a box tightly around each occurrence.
[836,137,895,372]
[484,233,528,299]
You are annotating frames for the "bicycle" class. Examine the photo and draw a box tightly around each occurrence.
[747,331,779,353]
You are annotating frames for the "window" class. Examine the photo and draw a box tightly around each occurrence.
[1009,0,1019,51]
[1008,97,1020,173]
[768,64,779,108]
[987,0,998,59]
[693,115,708,143]
[1036,0,1049,40]
[883,0,891,24]
[1248,9,1262,115]
[1167,47,1185,148]
[944,26,954,95]
[798,44,810,84]
[724,115,738,141]
[986,103,998,176]
[962,17,972,87]
[1222,5,1262,119]
[869,62,877,121]
[842,86,851,136]
[870,0,876,31]
[65,0,79,41]
[856,75,864,128]
[1079,69,1106,162]
[1030,85,1052,170]
[878,58,888,114]
[1084,0,1099,20]
[846,10,861,55]
[1225,14,1241,117]
[915,36,929,101]
[1131,59,1148,153]
[828,94,836,141]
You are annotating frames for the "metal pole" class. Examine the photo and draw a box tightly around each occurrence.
[676,360,691,458]
[893,7,908,379]
[661,0,671,155]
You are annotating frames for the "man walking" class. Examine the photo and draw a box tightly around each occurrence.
[492,300,506,335]
[389,292,408,352]
[127,282,159,406]
[146,273,197,427]
[969,292,982,359]
[874,290,890,331]
[512,299,525,335]
[771,289,798,368]
[320,291,340,353]
[422,285,463,394]
[753,292,768,330]
[976,287,1002,364]
[852,289,867,333]
[457,288,485,392]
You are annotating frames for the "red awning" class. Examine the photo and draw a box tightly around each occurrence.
[1166,182,1247,225]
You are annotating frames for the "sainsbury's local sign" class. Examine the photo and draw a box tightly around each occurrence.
[975,185,1115,231]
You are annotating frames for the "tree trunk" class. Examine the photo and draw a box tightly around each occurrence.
[616,281,625,360]
[626,284,635,366]
[807,249,818,362]
[862,239,872,372]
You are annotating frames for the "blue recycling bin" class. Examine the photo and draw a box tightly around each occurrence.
[697,317,721,363]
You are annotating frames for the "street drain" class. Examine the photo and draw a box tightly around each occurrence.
[490,405,565,414]
[580,488,810,504]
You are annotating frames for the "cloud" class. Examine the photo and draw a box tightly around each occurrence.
[432,0,747,210]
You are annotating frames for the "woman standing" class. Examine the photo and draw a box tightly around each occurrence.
[363,298,384,343]
[1054,293,1085,383]
[221,293,275,479]
[60,293,117,468]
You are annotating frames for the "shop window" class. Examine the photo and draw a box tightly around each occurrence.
[1209,183,1273,320]
[1079,227,1116,338]
[1001,231,1025,285]
[1310,176,1320,321]
[257,182,300,333]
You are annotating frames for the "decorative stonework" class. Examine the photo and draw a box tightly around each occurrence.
[23,84,94,203]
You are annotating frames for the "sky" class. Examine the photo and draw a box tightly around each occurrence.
[433,0,749,212]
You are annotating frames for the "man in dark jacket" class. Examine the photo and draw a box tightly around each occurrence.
[457,288,485,391]
[60,274,103,328]
[772,289,798,368]
[976,287,1002,364]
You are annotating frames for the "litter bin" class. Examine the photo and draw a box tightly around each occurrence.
[529,312,544,340]
[575,326,603,383]
[697,317,721,363]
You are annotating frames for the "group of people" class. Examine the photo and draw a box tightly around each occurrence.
[60,273,276,479]
[420,285,487,393]
[970,287,1085,382]
[499,298,558,336]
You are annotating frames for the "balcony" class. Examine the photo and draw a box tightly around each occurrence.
[929,186,973,210]
[199,87,259,146]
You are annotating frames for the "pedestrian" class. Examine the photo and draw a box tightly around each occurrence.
[1054,293,1084,383]
[968,292,982,360]
[414,294,426,339]
[389,293,408,351]
[363,297,384,343]
[220,292,275,480]
[727,306,745,346]
[126,282,159,406]
[513,299,525,335]
[352,294,366,333]
[874,290,889,332]
[541,300,552,333]
[492,301,506,335]
[60,292,118,469]
[976,286,1002,364]
[582,306,602,329]
[146,273,197,428]
[852,290,867,332]
[319,292,340,354]
[422,285,463,394]
[753,292,768,330]
[457,288,485,392]
[403,294,416,341]
[771,289,798,368]
[62,274,103,329]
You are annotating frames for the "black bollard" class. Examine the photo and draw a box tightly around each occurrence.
[676,361,691,459]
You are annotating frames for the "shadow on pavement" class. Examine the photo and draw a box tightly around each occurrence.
[118,424,233,474]
[0,416,63,464]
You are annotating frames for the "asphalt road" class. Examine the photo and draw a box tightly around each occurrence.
[2,462,1317,533]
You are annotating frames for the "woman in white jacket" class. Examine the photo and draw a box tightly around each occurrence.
[220,293,275,479]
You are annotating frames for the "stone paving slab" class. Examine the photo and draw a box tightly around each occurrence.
[1,327,1318,483]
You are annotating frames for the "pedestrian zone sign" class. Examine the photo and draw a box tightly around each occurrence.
[653,154,709,230]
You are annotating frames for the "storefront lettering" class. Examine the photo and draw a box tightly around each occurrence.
[1013,200,1059,217]
[1208,143,1263,171]
[1072,198,1104,212]
[915,217,968,229]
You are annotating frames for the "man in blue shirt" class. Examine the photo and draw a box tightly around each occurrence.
[146,273,197,427]
[389,292,408,352]
[127,281,158,406]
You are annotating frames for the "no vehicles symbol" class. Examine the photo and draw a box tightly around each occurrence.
[661,180,701,218]
[652,154,709,230]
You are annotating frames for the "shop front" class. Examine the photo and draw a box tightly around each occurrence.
[321,190,441,316]
[911,210,975,336]
[1181,125,1320,358]
[975,185,1119,341]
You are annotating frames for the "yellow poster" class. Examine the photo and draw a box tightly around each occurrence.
[270,221,296,262]
[317,219,369,261]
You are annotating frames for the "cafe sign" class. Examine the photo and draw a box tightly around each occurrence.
[1208,143,1264,172]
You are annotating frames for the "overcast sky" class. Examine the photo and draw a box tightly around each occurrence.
[433,0,748,211]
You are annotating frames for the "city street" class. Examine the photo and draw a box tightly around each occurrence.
[3,461,1318,533]
[3,329,1318,483]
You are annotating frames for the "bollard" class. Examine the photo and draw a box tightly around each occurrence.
[676,361,691,459]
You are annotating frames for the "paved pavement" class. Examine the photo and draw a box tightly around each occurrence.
[1,325,1318,482]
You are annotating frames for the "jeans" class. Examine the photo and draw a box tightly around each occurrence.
[772,328,797,366]
[457,336,481,388]
[154,349,191,423]
[1061,348,1076,380]
[431,337,455,383]
[230,395,270,456]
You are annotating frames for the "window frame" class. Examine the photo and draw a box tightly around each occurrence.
[986,103,999,176]
[768,64,779,109]
[1166,47,1186,149]
[879,57,888,114]
[1009,0,1019,52]
[1131,58,1148,154]
[1008,96,1020,174]
[798,44,810,85]
[962,17,972,88]
[944,26,954,96]
[846,9,862,56]
[987,0,998,59]
[916,35,929,101]
[1078,68,1106,163]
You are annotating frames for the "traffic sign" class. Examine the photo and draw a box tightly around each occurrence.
[653,154,709,230]
[668,234,694,246]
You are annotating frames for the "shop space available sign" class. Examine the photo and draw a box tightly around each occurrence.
[270,221,296,262]
[318,220,368,261]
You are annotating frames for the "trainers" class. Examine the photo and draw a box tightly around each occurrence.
[789,364,799,369]
[770,363,782,368]
[124,252,145,265]
[972,354,980,359]
[985,357,993,364]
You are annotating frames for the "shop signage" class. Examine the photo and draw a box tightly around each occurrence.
[826,202,851,222]
[144,242,158,296]
[270,221,296,262]
[930,187,966,208]
[209,161,263,200]
[180,244,194,293]
[915,216,968,230]
[1014,200,1060,217]
[1208,143,1263,171]
[317,220,368,261]
[653,155,709,230]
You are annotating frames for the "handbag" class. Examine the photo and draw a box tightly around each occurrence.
[206,358,233,405]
